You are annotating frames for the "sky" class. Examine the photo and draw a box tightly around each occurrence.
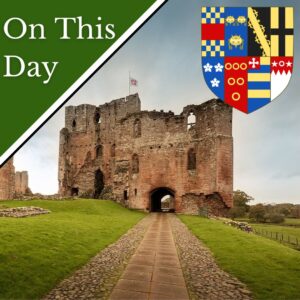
[15,0,300,204]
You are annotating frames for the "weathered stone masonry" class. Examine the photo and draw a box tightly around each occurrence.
[15,171,30,195]
[0,158,15,199]
[58,94,233,215]
[0,159,31,200]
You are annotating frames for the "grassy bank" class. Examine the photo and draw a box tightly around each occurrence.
[235,217,300,249]
[252,223,300,240]
[179,215,300,300]
[0,199,144,299]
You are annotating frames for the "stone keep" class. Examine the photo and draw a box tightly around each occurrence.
[58,94,233,215]
[15,171,29,195]
[0,158,15,199]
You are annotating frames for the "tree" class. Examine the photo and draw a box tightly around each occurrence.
[279,207,290,216]
[228,206,246,219]
[229,190,254,218]
[267,213,285,224]
[249,204,267,223]
[233,190,254,211]
[291,205,300,218]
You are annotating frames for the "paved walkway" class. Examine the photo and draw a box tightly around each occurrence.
[110,213,189,300]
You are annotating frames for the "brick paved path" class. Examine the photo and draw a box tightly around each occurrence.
[110,213,189,300]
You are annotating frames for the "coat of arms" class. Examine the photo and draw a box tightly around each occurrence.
[201,7,294,113]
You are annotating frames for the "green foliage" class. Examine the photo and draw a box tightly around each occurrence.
[0,199,144,299]
[249,204,288,224]
[233,190,254,208]
[278,206,291,216]
[180,215,300,300]
[291,205,300,218]
[266,213,285,224]
[228,205,246,219]
[229,190,253,219]
[249,204,267,222]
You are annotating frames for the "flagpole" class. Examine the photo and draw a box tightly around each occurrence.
[129,71,131,95]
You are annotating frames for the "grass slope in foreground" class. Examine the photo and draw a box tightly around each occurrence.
[252,223,300,243]
[179,215,300,300]
[0,199,144,300]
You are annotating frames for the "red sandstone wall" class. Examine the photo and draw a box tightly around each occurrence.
[58,94,233,213]
[15,171,29,195]
[0,159,15,200]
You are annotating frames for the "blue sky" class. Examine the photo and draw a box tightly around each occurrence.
[15,0,300,204]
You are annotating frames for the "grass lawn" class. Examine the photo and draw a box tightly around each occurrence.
[236,217,300,227]
[252,223,300,239]
[251,223,300,249]
[0,199,145,299]
[284,218,300,226]
[179,215,300,300]
[235,217,300,248]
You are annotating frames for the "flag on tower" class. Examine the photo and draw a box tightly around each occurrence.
[130,77,138,86]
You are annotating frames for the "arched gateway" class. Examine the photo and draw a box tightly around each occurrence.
[150,187,175,212]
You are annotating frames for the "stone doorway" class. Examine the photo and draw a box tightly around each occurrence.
[94,169,104,198]
[71,187,79,196]
[150,188,175,212]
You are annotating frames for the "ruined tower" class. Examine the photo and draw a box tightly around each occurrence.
[0,158,15,200]
[15,171,30,195]
[58,94,233,215]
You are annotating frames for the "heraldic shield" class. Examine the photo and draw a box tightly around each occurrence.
[201,7,294,113]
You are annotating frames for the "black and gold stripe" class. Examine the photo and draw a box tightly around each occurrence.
[270,7,294,56]
[248,7,271,57]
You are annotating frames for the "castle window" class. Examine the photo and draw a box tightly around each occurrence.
[134,188,137,196]
[124,190,128,200]
[94,169,104,198]
[187,148,196,170]
[111,144,116,157]
[72,119,76,129]
[96,145,103,158]
[94,112,101,124]
[187,112,196,130]
[132,154,139,174]
[133,119,141,138]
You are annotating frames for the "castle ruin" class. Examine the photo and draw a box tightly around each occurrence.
[15,171,30,195]
[58,94,233,215]
[0,158,15,199]
[0,159,31,200]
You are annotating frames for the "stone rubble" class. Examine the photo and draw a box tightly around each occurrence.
[222,219,253,233]
[0,206,50,218]
[43,215,152,300]
[169,214,252,300]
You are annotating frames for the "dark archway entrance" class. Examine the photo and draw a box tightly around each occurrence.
[94,169,104,198]
[71,187,79,196]
[150,188,175,212]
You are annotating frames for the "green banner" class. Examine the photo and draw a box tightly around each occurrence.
[0,0,166,165]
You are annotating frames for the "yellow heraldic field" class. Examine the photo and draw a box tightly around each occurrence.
[201,40,225,57]
[201,6,225,24]
[248,57,271,100]
[271,7,294,57]
[248,73,270,81]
